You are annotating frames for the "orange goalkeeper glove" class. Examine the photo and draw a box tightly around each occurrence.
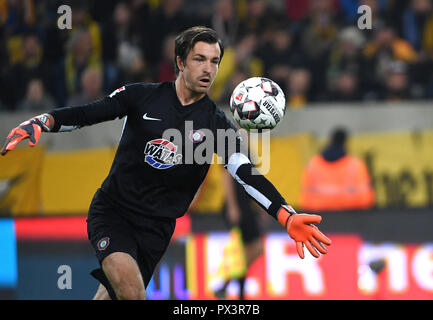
[277,205,331,259]
[1,114,51,156]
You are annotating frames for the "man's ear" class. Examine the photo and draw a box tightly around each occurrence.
[176,56,184,73]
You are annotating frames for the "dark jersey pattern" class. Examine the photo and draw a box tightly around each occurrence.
[49,81,287,223]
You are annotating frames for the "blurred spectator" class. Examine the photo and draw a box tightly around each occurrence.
[16,78,55,111]
[299,0,340,101]
[157,34,176,82]
[100,1,146,86]
[237,0,280,40]
[299,127,375,212]
[101,1,140,64]
[142,0,193,66]
[300,0,339,60]
[401,0,433,98]
[67,67,104,106]
[211,32,262,103]
[287,68,312,108]
[327,27,366,99]
[363,24,417,64]
[381,60,410,102]
[256,23,306,95]
[362,24,417,100]
[210,0,238,48]
[2,32,52,109]
[327,71,361,102]
[70,1,103,60]
[40,3,71,65]
[0,0,36,39]
[54,28,102,105]
[123,52,152,84]
[257,24,291,89]
[402,0,433,54]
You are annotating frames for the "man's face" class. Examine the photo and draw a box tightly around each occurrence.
[178,41,221,94]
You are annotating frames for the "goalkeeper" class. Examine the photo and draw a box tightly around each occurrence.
[1,26,331,300]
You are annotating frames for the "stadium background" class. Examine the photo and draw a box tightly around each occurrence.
[0,0,433,300]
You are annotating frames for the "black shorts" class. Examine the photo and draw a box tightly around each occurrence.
[86,189,176,299]
[223,182,262,244]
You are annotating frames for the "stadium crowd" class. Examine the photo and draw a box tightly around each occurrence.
[1,0,433,112]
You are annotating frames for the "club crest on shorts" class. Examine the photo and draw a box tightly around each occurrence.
[97,237,110,250]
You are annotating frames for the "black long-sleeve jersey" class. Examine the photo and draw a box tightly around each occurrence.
[49,81,287,222]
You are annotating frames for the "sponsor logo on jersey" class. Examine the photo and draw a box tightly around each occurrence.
[144,138,182,169]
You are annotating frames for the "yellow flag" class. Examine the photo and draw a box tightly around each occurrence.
[217,227,247,281]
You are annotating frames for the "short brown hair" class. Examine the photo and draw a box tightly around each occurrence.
[174,26,224,76]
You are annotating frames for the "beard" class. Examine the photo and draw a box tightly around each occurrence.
[185,77,212,94]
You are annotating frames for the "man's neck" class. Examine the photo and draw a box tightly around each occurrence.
[175,77,205,106]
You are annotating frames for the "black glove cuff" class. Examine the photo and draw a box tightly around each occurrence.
[33,114,51,132]
[278,205,296,228]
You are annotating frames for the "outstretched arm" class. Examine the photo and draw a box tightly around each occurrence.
[1,84,141,155]
[225,152,331,259]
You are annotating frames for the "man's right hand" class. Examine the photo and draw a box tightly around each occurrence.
[1,114,52,156]
[277,205,331,259]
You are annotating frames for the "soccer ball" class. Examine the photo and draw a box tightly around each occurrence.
[229,77,286,130]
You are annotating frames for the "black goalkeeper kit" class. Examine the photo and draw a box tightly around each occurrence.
[48,81,287,297]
